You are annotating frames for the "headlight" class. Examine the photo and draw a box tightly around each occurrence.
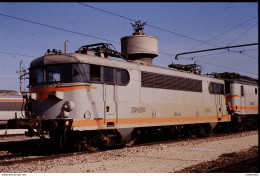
[62,101,75,112]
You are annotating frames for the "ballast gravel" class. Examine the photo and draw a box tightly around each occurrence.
[0,130,258,173]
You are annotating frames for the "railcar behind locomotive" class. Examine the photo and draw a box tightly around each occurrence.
[0,90,24,128]
[7,21,257,150]
[209,72,258,130]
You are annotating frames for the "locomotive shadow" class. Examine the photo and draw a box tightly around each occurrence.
[0,137,58,156]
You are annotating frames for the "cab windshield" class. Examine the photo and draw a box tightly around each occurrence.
[30,64,71,86]
[29,63,129,86]
[30,67,44,85]
[46,65,71,83]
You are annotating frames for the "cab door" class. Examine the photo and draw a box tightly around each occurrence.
[103,67,117,126]
[215,84,222,119]
[104,84,116,121]
[214,83,224,120]
[240,85,246,115]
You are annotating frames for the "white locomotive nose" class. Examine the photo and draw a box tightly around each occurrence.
[62,101,75,112]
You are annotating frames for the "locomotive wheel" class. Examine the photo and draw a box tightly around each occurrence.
[197,126,209,137]
[235,124,243,132]
[194,124,210,137]
[86,137,98,151]
[76,137,88,152]
[76,137,97,151]
[125,140,135,147]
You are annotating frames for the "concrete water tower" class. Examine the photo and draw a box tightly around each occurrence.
[121,20,158,65]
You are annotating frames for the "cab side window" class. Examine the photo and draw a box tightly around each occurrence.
[103,67,115,84]
[209,82,224,94]
[90,65,101,82]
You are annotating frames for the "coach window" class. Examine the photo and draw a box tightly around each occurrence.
[90,64,101,82]
[72,64,90,82]
[255,88,257,95]
[30,67,44,85]
[116,69,129,85]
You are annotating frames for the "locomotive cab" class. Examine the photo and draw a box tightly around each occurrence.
[24,47,133,149]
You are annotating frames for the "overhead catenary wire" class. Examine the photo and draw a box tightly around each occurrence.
[186,16,258,51]
[0,13,189,60]
[77,2,219,48]
[197,60,257,75]
[189,51,231,59]
[0,13,120,45]
[0,13,174,56]
[0,51,36,58]
[183,21,258,60]
[185,48,258,60]
[178,56,257,75]
[0,73,19,74]
[2,49,255,76]
[0,12,257,77]
[0,77,19,79]
[227,23,258,46]
[0,11,257,62]
[76,3,258,61]
[236,52,257,60]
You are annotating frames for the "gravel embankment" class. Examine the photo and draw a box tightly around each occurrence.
[0,130,258,173]
[178,145,258,173]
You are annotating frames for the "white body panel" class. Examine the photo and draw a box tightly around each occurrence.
[29,53,230,131]
[226,81,258,115]
[0,95,24,126]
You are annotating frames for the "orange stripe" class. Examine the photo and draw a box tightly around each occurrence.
[72,115,230,128]
[30,85,97,100]
[225,95,240,100]
[230,106,258,110]
[0,99,23,102]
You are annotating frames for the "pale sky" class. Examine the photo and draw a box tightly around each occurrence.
[0,2,258,92]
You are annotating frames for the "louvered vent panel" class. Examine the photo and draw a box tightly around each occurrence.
[141,71,154,87]
[176,77,186,90]
[165,75,176,90]
[141,71,202,93]
[154,73,166,88]
[186,78,195,91]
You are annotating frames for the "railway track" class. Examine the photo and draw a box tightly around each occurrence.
[0,130,257,167]
[0,129,27,136]
[0,135,188,166]
[207,155,258,173]
[0,150,93,166]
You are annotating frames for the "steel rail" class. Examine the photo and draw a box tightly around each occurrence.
[206,155,258,173]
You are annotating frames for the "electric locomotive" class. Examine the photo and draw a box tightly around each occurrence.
[8,21,234,150]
